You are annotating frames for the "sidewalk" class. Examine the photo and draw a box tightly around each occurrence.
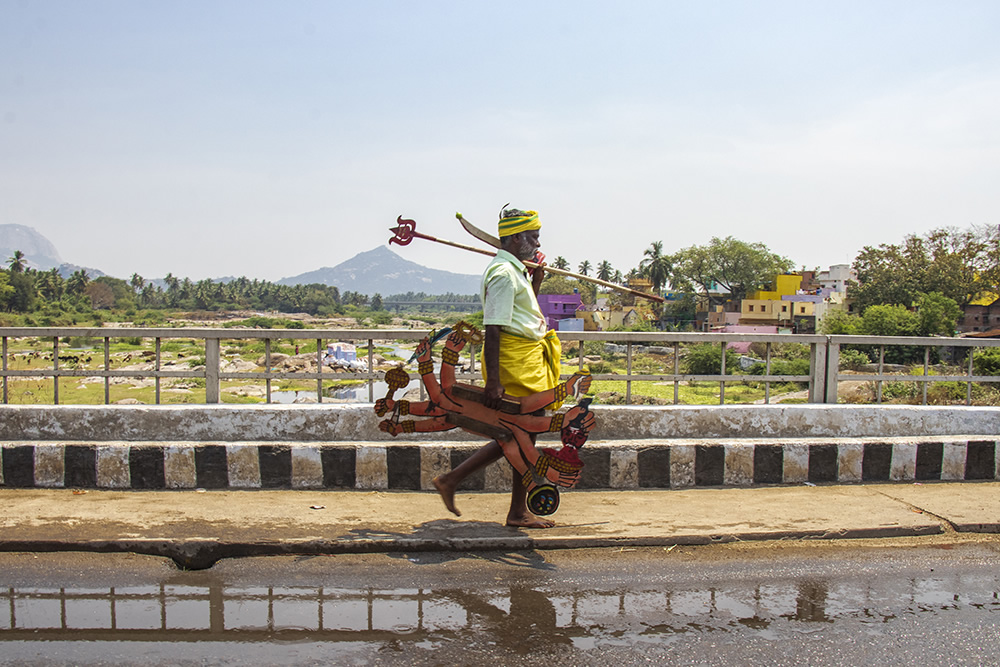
[2,482,999,569]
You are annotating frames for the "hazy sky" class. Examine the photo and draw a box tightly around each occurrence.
[2,1,998,282]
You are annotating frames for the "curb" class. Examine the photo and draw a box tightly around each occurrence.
[2,437,999,491]
[0,522,949,570]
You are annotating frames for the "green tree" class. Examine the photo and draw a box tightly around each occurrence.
[371,293,384,311]
[915,291,961,337]
[856,304,919,337]
[66,269,90,297]
[851,224,999,314]
[0,271,16,311]
[552,256,570,270]
[819,309,858,335]
[7,250,26,274]
[8,271,35,311]
[596,260,614,282]
[130,273,145,294]
[538,275,578,295]
[671,236,794,306]
[578,260,591,277]
[639,241,672,293]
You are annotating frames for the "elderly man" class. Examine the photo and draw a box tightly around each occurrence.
[433,207,562,528]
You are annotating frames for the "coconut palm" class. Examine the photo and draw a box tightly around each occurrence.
[7,250,26,274]
[66,269,90,296]
[130,273,145,294]
[596,260,614,282]
[552,256,570,270]
[639,241,672,293]
[578,260,592,277]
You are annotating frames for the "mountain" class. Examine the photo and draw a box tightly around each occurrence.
[0,224,62,271]
[277,246,480,295]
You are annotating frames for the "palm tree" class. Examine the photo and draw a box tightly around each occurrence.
[66,269,90,296]
[7,250,26,274]
[639,241,672,293]
[39,268,64,300]
[578,260,591,277]
[130,273,145,294]
[552,256,570,271]
[596,260,614,282]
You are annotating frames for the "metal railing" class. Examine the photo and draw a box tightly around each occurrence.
[826,335,1000,405]
[1,327,998,406]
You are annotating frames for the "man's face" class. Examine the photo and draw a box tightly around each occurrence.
[507,230,540,262]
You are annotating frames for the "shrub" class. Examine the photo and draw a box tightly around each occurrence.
[748,358,810,376]
[973,347,1000,376]
[684,343,739,375]
[839,348,870,370]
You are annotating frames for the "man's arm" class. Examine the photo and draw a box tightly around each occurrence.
[483,324,503,409]
[530,252,546,296]
[531,261,545,296]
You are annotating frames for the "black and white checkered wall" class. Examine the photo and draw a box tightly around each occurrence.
[2,439,997,490]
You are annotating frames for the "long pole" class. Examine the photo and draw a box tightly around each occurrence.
[389,218,665,303]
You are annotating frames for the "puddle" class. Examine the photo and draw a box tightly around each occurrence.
[2,564,998,661]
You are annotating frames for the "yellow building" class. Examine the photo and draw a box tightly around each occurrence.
[741,299,815,324]
[751,274,803,301]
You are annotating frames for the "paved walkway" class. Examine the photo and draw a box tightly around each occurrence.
[2,482,999,568]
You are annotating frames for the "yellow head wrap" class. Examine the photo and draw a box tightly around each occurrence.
[498,209,541,238]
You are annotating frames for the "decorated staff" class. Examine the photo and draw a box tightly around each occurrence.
[388,215,665,303]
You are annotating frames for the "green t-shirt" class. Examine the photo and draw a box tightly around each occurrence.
[481,249,547,341]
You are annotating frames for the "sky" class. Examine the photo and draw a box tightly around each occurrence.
[1,1,999,283]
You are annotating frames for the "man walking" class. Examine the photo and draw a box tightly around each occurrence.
[433,207,562,528]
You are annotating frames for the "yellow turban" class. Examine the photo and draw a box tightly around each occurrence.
[498,210,541,238]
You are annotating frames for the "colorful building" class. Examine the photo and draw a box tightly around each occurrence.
[536,293,583,330]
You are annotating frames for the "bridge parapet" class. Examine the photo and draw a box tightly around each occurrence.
[1,404,997,491]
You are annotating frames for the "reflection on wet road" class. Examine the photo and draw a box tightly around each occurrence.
[2,542,999,664]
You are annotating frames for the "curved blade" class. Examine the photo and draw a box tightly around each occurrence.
[456,213,501,249]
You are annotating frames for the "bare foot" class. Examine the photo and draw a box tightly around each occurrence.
[433,476,461,517]
[506,513,555,529]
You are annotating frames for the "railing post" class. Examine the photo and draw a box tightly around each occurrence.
[53,336,59,405]
[316,338,323,400]
[626,341,632,405]
[765,342,772,404]
[265,339,272,403]
[719,341,726,405]
[104,337,110,405]
[205,337,221,404]
[368,338,374,403]
[824,340,840,404]
[808,339,827,403]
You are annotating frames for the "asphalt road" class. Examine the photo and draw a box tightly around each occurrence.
[2,537,1000,665]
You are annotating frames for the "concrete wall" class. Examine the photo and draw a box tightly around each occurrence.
[1,403,998,442]
[2,405,998,490]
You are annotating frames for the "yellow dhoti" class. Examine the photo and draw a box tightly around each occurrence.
[482,329,563,409]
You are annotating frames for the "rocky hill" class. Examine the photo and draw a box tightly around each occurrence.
[277,246,480,296]
[0,224,62,270]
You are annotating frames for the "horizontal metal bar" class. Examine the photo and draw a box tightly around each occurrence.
[829,335,1000,348]
[840,374,1000,384]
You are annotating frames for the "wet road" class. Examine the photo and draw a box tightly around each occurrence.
[1,539,999,665]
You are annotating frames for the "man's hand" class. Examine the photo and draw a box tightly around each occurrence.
[530,254,546,295]
[484,375,505,410]
[483,324,504,409]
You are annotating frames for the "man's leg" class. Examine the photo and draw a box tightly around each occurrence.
[505,434,555,529]
[433,439,504,517]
